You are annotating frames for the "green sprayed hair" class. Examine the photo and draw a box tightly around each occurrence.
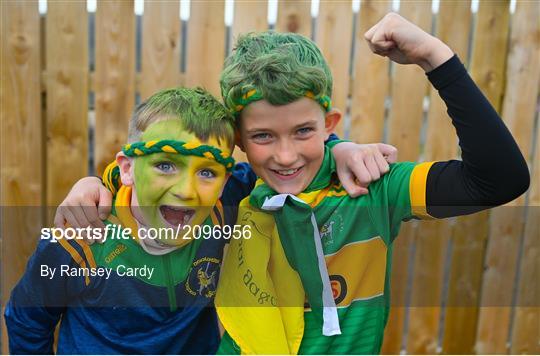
[220,31,333,115]
[128,87,235,147]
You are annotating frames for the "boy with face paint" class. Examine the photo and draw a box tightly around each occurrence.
[5,88,241,354]
[214,14,529,355]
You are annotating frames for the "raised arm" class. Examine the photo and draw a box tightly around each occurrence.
[365,13,529,218]
[423,55,529,217]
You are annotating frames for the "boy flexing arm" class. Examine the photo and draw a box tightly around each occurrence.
[214,14,529,355]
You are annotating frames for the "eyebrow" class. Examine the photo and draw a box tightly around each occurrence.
[293,120,318,129]
[245,119,319,133]
[150,153,225,170]
[148,152,188,164]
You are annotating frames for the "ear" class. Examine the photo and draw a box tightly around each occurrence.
[323,108,342,140]
[234,128,245,152]
[116,152,135,186]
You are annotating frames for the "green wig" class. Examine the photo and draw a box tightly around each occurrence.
[220,31,333,117]
[128,87,235,147]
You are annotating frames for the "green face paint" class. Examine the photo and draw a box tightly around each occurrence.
[132,119,230,245]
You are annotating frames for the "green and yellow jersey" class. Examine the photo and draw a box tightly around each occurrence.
[216,160,434,355]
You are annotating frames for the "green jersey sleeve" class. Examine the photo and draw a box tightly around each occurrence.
[365,161,435,243]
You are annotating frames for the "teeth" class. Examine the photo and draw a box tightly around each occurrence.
[160,205,194,227]
[276,168,299,176]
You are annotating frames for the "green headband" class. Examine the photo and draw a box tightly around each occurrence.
[122,139,235,172]
[231,89,332,115]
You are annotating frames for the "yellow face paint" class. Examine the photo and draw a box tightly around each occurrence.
[132,119,231,246]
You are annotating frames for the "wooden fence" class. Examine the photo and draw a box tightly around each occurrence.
[1,0,538,354]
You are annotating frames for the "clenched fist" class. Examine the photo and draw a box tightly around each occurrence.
[364,12,454,72]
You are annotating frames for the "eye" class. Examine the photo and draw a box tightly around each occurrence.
[251,132,272,143]
[297,127,314,135]
[198,169,216,179]
[155,162,176,173]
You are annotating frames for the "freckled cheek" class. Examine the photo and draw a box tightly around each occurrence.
[245,144,272,169]
[307,148,325,162]
[300,139,325,161]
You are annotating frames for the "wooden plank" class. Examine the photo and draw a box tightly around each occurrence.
[469,2,509,112]
[349,0,391,143]
[443,212,489,353]
[185,0,225,97]
[46,2,88,207]
[276,0,311,37]
[382,3,432,354]
[471,1,520,354]
[140,1,181,101]
[1,1,42,353]
[386,3,431,162]
[94,1,135,176]
[232,0,268,40]
[504,1,539,353]
[498,0,539,165]
[511,117,540,354]
[87,71,175,97]
[315,1,354,137]
[414,1,473,354]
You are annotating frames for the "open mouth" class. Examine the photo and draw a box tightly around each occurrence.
[271,166,303,179]
[159,205,195,227]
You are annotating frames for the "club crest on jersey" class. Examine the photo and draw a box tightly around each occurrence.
[330,274,347,305]
[304,275,347,308]
[321,213,344,247]
[185,257,220,298]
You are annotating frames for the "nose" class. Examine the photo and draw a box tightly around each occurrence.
[273,139,299,167]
